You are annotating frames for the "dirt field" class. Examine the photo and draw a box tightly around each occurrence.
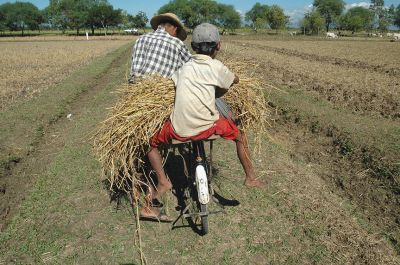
[0,35,399,264]
[232,39,400,72]
[223,36,400,118]
[0,38,133,109]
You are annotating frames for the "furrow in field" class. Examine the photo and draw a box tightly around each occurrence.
[224,42,400,119]
[230,40,399,77]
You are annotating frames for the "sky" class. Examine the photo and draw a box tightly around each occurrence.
[1,0,399,26]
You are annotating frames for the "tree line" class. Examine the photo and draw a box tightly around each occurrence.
[1,0,399,36]
[301,0,400,35]
[0,0,149,35]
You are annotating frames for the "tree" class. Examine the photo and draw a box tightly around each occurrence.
[129,11,149,31]
[394,4,400,28]
[48,0,69,33]
[66,0,90,35]
[87,2,121,35]
[215,4,241,31]
[387,4,396,28]
[265,5,289,32]
[300,11,326,35]
[158,0,217,28]
[49,0,121,35]
[0,5,6,31]
[313,0,345,32]
[86,0,107,34]
[254,17,267,31]
[341,6,374,33]
[48,0,89,35]
[158,0,238,29]
[245,2,269,29]
[370,0,390,31]
[0,2,42,35]
[158,0,194,27]
[188,0,220,26]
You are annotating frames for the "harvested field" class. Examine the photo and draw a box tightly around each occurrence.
[219,35,400,262]
[0,35,137,42]
[1,34,399,264]
[0,39,133,109]
[222,37,400,118]
[229,38,400,74]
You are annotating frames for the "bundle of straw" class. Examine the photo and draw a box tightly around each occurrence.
[94,58,270,192]
[222,59,270,152]
[93,75,175,191]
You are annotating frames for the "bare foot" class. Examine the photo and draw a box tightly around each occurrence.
[244,178,265,188]
[140,206,160,217]
[139,206,172,222]
[151,181,172,200]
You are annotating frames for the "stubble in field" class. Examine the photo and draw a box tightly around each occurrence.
[0,39,132,109]
[224,38,400,118]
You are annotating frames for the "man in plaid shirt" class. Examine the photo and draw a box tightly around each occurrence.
[130,13,191,221]
[129,13,191,83]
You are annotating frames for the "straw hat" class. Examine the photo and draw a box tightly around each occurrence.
[150,13,187,41]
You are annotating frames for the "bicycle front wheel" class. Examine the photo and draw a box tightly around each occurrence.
[200,203,209,235]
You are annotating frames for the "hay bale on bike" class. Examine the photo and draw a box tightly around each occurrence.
[93,58,270,197]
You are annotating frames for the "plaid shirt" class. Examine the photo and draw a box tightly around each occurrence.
[129,26,192,82]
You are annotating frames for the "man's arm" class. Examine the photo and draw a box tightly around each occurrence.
[180,45,192,63]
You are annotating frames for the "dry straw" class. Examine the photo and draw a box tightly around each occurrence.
[93,57,270,196]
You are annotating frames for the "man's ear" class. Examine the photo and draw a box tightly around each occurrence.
[216,42,221,51]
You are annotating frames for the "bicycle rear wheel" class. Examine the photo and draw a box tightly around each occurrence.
[200,203,209,235]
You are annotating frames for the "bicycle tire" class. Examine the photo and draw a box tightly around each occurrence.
[200,203,209,235]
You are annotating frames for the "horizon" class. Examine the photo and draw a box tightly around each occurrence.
[0,0,399,27]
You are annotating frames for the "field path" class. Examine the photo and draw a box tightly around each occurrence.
[0,40,399,264]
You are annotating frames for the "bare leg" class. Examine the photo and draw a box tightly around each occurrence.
[147,147,172,199]
[236,132,265,188]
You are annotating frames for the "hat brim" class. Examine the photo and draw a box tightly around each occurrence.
[150,14,187,41]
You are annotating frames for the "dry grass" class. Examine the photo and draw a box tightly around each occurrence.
[0,39,131,109]
[93,59,270,194]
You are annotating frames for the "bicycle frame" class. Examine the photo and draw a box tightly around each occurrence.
[171,137,223,235]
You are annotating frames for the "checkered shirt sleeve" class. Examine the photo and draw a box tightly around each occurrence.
[129,28,192,82]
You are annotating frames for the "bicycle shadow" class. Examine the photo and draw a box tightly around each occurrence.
[162,147,240,235]
[101,147,240,235]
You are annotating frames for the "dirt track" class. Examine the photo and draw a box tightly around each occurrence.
[0,45,132,230]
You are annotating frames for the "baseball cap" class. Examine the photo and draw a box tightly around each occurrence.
[192,23,220,43]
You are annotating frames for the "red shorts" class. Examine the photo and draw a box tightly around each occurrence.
[150,117,239,148]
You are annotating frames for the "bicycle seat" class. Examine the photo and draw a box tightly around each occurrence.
[171,134,219,145]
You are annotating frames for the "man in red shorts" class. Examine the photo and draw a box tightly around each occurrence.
[141,23,264,221]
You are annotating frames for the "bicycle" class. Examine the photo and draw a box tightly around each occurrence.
[170,135,225,235]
